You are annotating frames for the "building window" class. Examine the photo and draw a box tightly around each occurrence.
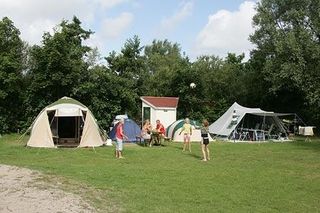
[143,107,150,121]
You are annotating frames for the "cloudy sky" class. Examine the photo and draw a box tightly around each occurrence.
[0,0,258,60]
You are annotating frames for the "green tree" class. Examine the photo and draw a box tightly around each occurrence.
[144,39,189,96]
[190,54,248,122]
[249,0,320,125]
[25,16,92,121]
[0,17,25,133]
[105,36,145,120]
[73,65,134,129]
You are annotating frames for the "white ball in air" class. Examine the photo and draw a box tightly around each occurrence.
[190,82,196,88]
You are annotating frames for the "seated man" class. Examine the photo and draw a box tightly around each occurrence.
[155,119,165,145]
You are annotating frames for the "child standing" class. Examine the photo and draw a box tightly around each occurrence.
[200,119,210,161]
[115,118,128,159]
[179,118,192,152]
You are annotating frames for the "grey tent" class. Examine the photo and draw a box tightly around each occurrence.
[209,102,288,141]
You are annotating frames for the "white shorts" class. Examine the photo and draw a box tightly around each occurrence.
[142,134,151,140]
[116,138,123,151]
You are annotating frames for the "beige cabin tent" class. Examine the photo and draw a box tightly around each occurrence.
[27,97,104,148]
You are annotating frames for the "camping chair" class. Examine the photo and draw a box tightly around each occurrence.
[239,129,250,141]
[265,124,281,140]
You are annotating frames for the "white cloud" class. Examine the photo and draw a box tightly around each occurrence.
[194,1,256,60]
[94,0,129,9]
[0,0,95,45]
[0,0,131,47]
[160,1,193,34]
[101,12,134,39]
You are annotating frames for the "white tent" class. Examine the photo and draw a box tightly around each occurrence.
[209,102,288,141]
[166,119,214,142]
[27,97,104,148]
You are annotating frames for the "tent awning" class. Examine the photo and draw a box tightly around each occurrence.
[248,112,292,116]
[54,108,83,117]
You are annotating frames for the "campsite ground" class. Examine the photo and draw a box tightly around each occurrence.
[0,165,96,213]
[0,134,320,212]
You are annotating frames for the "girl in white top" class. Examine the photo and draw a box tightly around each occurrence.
[141,119,152,140]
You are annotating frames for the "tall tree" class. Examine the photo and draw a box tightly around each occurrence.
[25,16,92,120]
[0,17,25,133]
[73,65,133,129]
[144,39,189,96]
[249,0,320,125]
[190,54,249,122]
[105,35,145,120]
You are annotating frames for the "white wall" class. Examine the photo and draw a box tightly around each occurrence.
[142,102,176,129]
[154,108,176,128]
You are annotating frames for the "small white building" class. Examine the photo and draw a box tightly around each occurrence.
[140,96,179,128]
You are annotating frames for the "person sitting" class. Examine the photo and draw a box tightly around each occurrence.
[155,119,165,145]
[141,119,152,146]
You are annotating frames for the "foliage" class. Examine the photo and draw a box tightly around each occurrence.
[0,17,25,133]
[73,65,136,130]
[23,16,92,126]
[1,4,320,133]
[144,39,188,96]
[249,0,320,126]
[105,35,145,121]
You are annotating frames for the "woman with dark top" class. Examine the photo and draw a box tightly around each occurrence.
[200,119,210,161]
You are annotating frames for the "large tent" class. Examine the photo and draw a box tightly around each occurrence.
[209,102,288,141]
[166,119,213,142]
[27,97,104,148]
[109,118,141,142]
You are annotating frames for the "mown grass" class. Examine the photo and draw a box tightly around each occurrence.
[0,134,319,212]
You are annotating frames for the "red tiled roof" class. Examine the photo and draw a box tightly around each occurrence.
[141,96,179,108]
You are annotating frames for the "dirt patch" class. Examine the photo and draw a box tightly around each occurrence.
[0,164,96,213]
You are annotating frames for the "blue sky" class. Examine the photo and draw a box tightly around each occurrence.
[0,0,258,60]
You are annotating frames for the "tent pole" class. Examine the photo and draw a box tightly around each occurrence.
[75,117,78,143]
[17,126,31,143]
[262,114,266,140]
[57,117,59,145]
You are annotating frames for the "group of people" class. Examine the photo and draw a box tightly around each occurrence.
[114,118,211,162]
[141,119,165,146]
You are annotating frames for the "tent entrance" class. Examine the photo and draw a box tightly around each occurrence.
[231,114,287,141]
[48,111,85,146]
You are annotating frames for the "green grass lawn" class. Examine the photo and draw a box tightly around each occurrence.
[0,134,320,212]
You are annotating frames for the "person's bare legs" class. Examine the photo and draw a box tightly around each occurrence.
[182,135,187,151]
[201,144,207,161]
[206,145,210,160]
[184,134,191,152]
[118,151,123,159]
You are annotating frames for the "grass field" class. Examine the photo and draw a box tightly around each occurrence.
[0,134,319,212]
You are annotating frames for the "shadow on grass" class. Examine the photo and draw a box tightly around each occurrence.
[168,142,202,160]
